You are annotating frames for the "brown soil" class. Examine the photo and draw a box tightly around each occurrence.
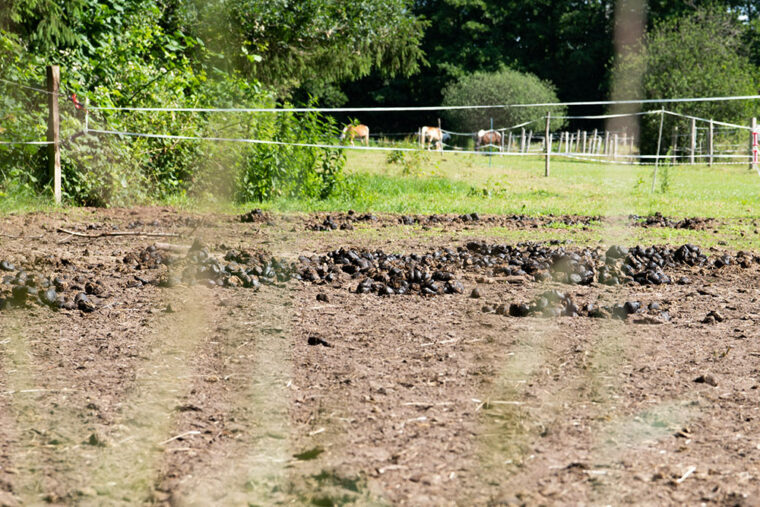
[0,207,759,505]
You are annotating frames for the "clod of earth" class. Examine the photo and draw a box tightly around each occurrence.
[239,208,269,223]
[307,336,331,347]
[506,291,670,322]
[306,212,375,231]
[694,374,718,386]
[631,212,715,230]
[703,310,725,324]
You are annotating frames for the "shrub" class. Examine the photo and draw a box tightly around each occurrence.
[441,68,567,132]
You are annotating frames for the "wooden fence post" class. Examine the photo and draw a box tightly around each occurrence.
[545,112,551,177]
[581,131,587,154]
[527,131,533,151]
[47,65,61,204]
[689,118,696,164]
[520,128,526,153]
[708,120,714,167]
[613,133,618,160]
[652,108,665,192]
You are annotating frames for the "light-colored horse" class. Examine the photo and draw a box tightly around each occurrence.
[340,124,370,146]
[420,126,444,151]
[476,129,503,151]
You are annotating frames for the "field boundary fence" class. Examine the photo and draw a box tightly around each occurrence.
[3,66,760,203]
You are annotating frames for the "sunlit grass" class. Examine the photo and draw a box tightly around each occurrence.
[244,152,760,218]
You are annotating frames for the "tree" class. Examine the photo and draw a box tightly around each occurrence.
[198,0,428,99]
[338,0,615,131]
[441,68,566,132]
[618,8,760,152]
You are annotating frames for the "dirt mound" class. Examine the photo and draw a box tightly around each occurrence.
[123,241,295,289]
[631,212,715,230]
[305,211,377,231]
[297,247,463,296]
[297,242,758,299]
[239,208,272,224]
[0,256,113,312]
[303,213,601,231]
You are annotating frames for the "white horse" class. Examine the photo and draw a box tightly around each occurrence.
[420,126,444,151]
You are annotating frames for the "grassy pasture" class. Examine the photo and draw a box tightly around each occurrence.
[262,151,760,219]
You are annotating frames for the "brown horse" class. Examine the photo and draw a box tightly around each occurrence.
[340,124,370,146]
[420,126,443,151]
[475,129,502,151]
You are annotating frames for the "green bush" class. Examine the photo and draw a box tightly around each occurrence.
[0,11,347,206]
[441,68,567,132]
[237,105,346,202]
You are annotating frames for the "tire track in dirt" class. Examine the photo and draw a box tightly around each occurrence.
[0,265,214,504]
[157,285,299,504]
[0,317,40,506]
[77,288,213,503]
[0,310,129,504]
[153,223,308,504]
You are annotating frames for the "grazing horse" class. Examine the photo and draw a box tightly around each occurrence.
[340,124,370,146]
[475,129,503,151]
[420,126,444,151]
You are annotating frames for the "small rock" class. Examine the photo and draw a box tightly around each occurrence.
[694,374,718,387]
[77,487,97,498]
[445,280,464,294]
[307,336,331,347]
[39,288,58,308]
[316,293,329,302]
[481,304,495,314]
[470,288,482,299]
[76,293,96,313]
[508,303,531,317]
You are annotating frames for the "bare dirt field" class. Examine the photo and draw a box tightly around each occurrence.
[1,207,759,505]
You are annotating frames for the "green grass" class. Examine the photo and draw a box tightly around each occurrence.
[0,187,56,214]
[4,150,760,220]
[247,152,760,218]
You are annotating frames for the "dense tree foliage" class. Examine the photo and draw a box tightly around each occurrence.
[0,0,424,204]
